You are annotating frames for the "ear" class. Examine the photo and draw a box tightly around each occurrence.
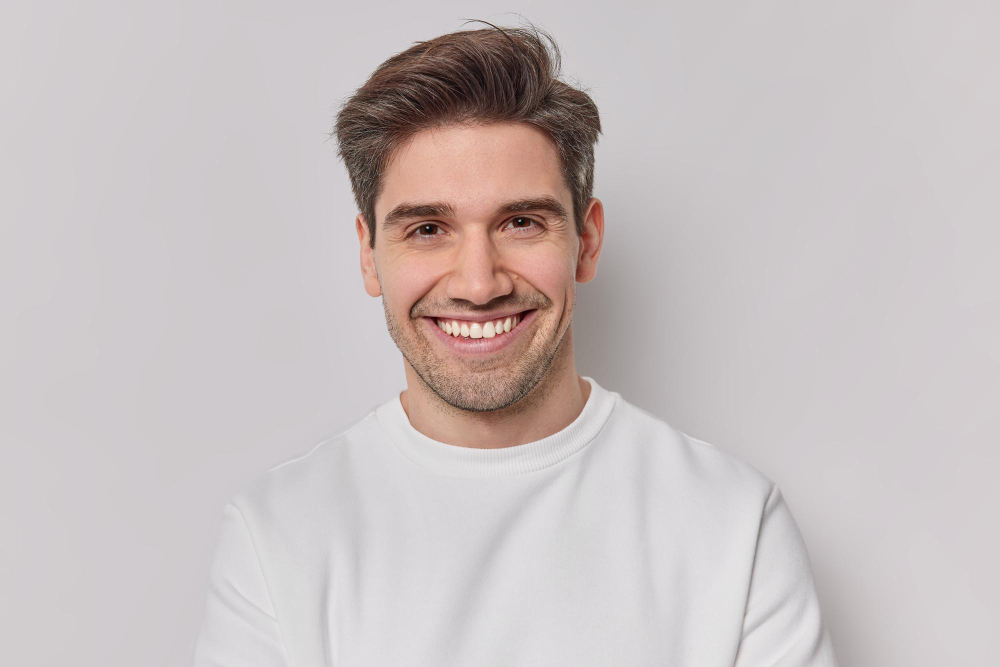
[575,198,605,283]
[356,214,382,297]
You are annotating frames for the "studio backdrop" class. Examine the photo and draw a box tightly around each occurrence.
[2,1,997,666]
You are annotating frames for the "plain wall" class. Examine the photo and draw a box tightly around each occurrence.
[2,1,997,665]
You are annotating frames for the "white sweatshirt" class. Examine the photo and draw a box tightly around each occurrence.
[192,377,838,666]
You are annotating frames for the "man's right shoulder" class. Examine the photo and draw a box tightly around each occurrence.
[224,408,382,520]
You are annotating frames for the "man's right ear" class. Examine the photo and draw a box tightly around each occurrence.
[356,215,382,297]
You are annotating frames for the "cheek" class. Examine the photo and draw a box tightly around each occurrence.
[382,254,442,313]
[511,244,577,296]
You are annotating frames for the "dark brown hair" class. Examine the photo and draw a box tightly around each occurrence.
[333,23,602,248]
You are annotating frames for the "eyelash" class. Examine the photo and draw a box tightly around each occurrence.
[407,216,542,240]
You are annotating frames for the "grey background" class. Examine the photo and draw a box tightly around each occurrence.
[2,1,997,665]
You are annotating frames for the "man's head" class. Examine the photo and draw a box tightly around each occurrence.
[334,25,601,249]
[333,25,604,413]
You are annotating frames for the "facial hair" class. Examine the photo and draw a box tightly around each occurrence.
[381,288,572,413]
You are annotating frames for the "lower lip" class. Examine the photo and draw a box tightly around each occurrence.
[423,309,537,355]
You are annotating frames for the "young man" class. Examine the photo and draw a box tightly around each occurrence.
[193,26,838,666]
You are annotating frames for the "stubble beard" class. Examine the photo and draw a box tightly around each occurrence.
[382,296,572,413]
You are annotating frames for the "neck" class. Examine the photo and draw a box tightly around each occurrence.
[399,327,591,449]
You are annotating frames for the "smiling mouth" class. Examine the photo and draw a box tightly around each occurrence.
[431,310,531,339]
[422,309,537,353]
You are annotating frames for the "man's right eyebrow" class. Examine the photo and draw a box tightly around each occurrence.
[382,202,455,230]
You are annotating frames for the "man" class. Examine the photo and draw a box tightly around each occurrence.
[192,25,838,666]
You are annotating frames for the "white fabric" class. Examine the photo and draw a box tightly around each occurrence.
[192,377,838,666]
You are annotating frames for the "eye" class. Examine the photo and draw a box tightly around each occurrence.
[504,216,540,231]
[410,223,443,239]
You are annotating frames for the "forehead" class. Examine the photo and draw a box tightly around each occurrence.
[376,122,570,221]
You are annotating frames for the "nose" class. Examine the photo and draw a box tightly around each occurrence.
[445,228,514,305]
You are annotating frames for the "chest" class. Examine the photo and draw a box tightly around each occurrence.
[290,485,753,666]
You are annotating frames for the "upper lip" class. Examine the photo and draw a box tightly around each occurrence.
[425,308,533,322]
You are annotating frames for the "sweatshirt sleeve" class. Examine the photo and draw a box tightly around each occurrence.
[192,503,290,667]
[732,484,839,667]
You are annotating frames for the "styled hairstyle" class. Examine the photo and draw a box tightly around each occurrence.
[333,23,602,248]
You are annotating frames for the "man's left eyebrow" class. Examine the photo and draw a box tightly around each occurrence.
[496,197,569,219]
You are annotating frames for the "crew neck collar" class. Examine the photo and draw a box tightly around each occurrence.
[375,376,618,478]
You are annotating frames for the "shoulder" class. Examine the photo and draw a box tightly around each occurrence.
[609,395,777,503]
[597,392,786,560]
[226,409,381,522]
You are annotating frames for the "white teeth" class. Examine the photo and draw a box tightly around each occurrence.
[436,312,527,339]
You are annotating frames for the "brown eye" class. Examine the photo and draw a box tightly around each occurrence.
[506,216,538,230]
[414,223,440,236]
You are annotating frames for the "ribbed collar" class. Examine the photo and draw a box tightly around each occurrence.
[375,376,618,478]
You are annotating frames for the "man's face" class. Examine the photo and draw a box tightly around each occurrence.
[357,122,601,412]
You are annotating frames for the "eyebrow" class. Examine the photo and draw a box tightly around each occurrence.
[496,196,569,220]
[382,196,569,231]
[383,202,456,231]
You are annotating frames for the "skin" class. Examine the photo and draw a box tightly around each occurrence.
[356,122,604,449]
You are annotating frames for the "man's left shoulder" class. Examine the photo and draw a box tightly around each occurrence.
[609,396,777,502]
